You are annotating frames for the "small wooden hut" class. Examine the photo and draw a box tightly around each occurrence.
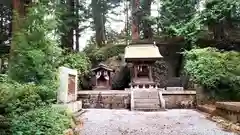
[91,63,113,90]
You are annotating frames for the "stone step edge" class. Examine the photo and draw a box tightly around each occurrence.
[133,108,166,111]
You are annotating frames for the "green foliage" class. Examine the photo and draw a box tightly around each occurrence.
[199,0,240,40]
[82,43,126,89]
[57,0,90,49]
[184,47,240,100]
[11,107,72,135]
[0,81,56,115]
[60,52,91,75]
[101,44,126,59]
[8,0,62,84]
[0,3,11,56]
[201,0,240,25]
[84,44,126,65]
[158,0,200,35]
[5,84,45,116]
[0,77,70,134]
[111,65,131,90]
[155,0,240,49]
[90,0,122,47]
[0,79,19,114]
[184,48,225,88]
[153,0,201,49]
[1,2,73,134]
[60,52,91,89]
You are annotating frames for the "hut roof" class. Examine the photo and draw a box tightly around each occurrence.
[124,44,163,61]
[91,63,113,72]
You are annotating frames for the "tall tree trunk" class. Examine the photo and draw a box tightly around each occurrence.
[68,0,75,51]
[75,0,80,51]
[59,0,75,51]
[91,0,106,47]
[142,0,153,40]
[131,0,140,41]
[125,0,130,44]
[10,0,25,58]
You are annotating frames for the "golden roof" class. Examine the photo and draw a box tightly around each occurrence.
[124,44,163,60]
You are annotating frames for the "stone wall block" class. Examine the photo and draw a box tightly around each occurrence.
[79,91,196,109]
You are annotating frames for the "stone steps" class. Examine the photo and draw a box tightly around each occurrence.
[134,108,165,111]
[134,103,160,109]
[133,91,159,99]
[131,89,163,111]
[134,99,160,103]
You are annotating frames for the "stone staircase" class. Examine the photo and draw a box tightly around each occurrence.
[131,89,165,111]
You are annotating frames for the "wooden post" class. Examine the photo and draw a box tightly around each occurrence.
[134,64,138,79]
[108,71,110,89]
[95,72,98,87]
[149,65,153,81]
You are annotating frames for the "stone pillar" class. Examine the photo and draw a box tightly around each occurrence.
[58,67,78,103]
[57,67,82,113]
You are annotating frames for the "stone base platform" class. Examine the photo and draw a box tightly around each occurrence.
[216,102,240,123]
[77,90,196,109]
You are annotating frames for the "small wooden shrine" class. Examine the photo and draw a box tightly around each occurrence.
[125,41,163,89]
[124,0,163,90]
[91,63,113,90]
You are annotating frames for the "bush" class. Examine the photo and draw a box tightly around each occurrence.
[100,44,126,60]
[60,52,91,89]
[2,84,51,116]
[0,80,22,114]
[83,44,126,65]
[60,52,91,75]
[1,1,73,134]
[11,107,72,135]
[184,47,240,100]
[111,65,131,90]
[0,78,73,135]
[0,79,57,115]
[8,1,62,84]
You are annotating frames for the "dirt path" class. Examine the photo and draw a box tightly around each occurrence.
[79,109,237,135]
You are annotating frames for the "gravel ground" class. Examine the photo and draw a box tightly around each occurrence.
[79,109,237,135]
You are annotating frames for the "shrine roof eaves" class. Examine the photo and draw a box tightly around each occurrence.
[91,63,113,72]
[124,44,163,60]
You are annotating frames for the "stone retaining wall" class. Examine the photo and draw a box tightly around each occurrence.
[78,91,131,109]
[163,91,196,109]
[77,90,196,109]
[216,102,240,123]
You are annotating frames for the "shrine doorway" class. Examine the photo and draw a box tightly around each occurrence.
[137,64,149,79]
[96,73,109,87]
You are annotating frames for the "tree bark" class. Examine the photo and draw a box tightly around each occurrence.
[10,0,25,58]
[142,0,153,40]
[91,0,106,47]
[68,0,75,51]
[75,0,80,51]
[131,0,140,41]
